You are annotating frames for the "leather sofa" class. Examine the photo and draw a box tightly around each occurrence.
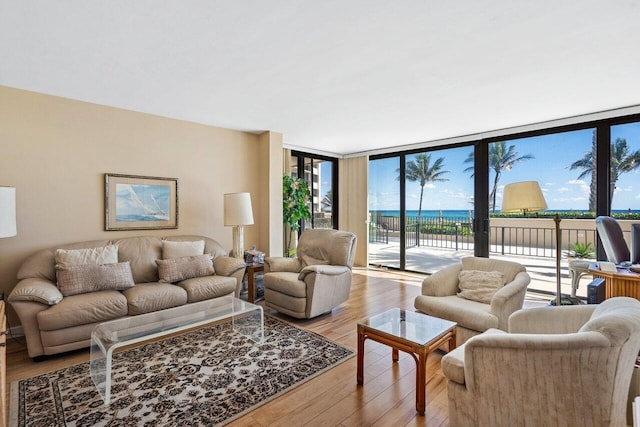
[8,235,246,358]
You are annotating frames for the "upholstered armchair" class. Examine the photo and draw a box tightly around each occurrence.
[263,229,357,319]
[441,297,640,427]
[414,257,530,346]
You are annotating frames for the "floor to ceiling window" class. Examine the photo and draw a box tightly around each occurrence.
[367,114,640,300]
[369,156,401,268]
[487,128,595,297]
[289,151,338,231]
[404,146,474,273]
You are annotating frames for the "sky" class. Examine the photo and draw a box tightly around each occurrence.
[369,122,640,212]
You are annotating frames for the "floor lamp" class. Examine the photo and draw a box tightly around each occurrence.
[224,192,254,260]
[501,181,564,306]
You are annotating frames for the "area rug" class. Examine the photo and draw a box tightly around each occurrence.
[11,315,354,426]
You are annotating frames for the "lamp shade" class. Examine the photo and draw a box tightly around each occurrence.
[0,186,17,238]
[501,181,547,214]
[224,192,254,226]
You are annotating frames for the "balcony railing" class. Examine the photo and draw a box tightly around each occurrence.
[369,214,603,259]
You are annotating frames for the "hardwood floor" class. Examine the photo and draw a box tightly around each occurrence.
[7,268,451,426]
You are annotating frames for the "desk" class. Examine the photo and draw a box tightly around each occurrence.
[589,264,640,299]
[246,263,264,303]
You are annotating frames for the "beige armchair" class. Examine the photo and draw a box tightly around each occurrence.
[414,257,530,346]
[263,229,357,319]
[441,297,640,427]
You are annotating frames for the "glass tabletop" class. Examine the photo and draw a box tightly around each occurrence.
[359,308,456,346]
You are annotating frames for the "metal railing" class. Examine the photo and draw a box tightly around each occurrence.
[370,214,599,259]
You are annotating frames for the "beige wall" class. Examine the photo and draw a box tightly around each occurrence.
[0,86,277,324]
[339,156,368,266]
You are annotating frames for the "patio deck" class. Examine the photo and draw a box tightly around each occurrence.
[369,239,590,300]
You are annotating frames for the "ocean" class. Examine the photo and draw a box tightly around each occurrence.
[370,209,639,219]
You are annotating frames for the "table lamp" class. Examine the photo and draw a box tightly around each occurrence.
[224,192,254,259]
[502,181,564,306]
[0,187,17,238]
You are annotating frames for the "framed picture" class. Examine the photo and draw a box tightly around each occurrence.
[105,174,178,231]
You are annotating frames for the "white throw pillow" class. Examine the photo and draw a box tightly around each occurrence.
[457,270,505,303]
[54,244,118,268]
[162,240,206,259]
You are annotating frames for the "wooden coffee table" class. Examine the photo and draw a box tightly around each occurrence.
[357,308,456,415]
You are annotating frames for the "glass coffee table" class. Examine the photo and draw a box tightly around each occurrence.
[357,308,456,415]
[90,296,263,405]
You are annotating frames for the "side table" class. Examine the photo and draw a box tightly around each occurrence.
[246,263,265,303]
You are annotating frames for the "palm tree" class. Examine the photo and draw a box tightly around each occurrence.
[464,142,534,212]
[398,153,449,218]
[571,137,640,208]
[568,130,597,212]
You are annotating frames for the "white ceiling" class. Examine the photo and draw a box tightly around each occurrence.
[2,1,640,156]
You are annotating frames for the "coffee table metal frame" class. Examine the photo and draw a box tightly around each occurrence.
[90,295,263,405]
[357,308,456,415]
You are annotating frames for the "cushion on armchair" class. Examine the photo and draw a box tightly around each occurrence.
[457,270,505,303]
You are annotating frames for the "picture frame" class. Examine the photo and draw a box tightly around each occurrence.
[105,173,178,231]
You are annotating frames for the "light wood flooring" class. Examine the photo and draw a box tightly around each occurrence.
[7,268,450,426]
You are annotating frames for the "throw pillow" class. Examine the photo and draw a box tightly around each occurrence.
[457,270,505,303]
[56,261,135,297]
[162,240,206,259]
[156,254,215,283]
[55,244,118,268]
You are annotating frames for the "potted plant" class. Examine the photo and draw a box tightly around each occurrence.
[282,175,311,256]
[564,242,596,261]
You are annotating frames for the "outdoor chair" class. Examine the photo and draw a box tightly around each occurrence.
[414,257,530,346]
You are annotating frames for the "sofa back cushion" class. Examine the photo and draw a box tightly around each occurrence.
[164,235,227,259]
[17,240,111,282]
[114,236,163,283]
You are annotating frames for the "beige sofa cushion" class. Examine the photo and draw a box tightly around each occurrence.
[156,255,215,283]
[55,262,135,296]
[457,270,504,303]
[17,240,111,282]
[37,290,128,331]
[114,236,163,283]
[415,295,498,332]
[177,275,236,303]
[54,244,118,267]
[122,283,188,315]
[162,240,205,259]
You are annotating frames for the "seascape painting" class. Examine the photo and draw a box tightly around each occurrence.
[115,183,170,222]
[105,174,178,230]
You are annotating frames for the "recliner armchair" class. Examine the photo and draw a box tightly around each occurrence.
[414,257,530,346]
[441,297,640,427]
[263,229,357,319]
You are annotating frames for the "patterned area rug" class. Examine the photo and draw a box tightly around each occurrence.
[11,315,354,426]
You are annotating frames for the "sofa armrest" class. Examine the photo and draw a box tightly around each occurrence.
[490,271,531,330]
[299,265,349,281]
[8,278,63,305]
[264,257,301,273]
[508,304,597,334]
[213,256,246,277]
[422,263,462,296]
